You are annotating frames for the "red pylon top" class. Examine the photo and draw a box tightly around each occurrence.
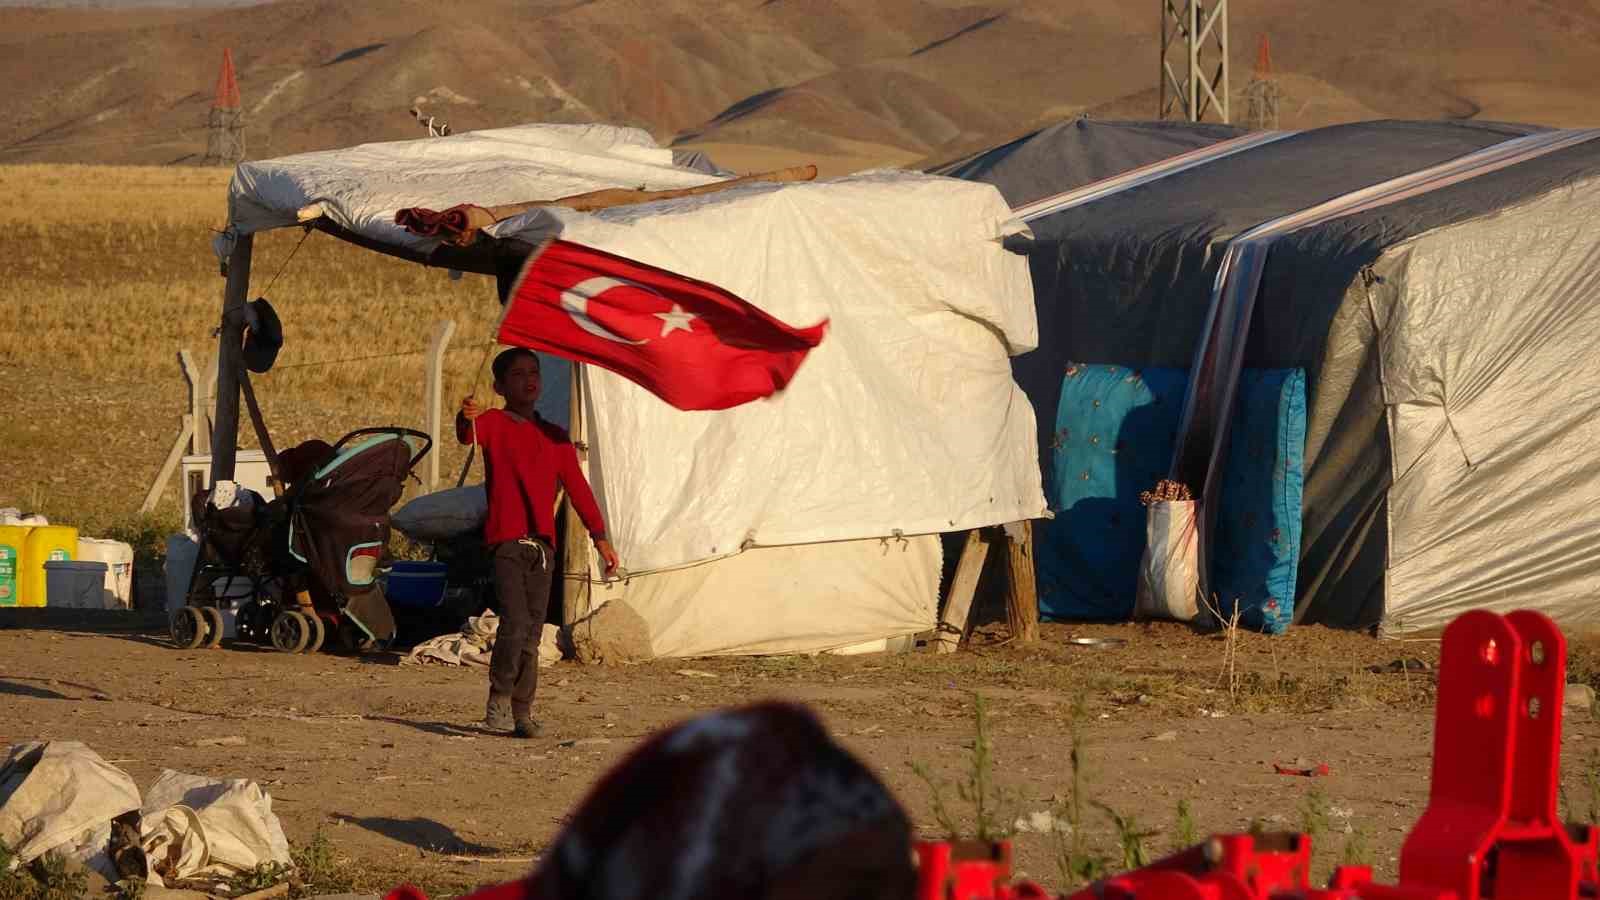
[1255,34,1273,78]
[213,48,241,111]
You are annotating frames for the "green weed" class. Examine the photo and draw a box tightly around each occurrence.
[289,827,353,897]
[1052,695,1108,887]
[1094,802,1159,871]
[1341,824,1373,868]
[1174,798,1197,850]
[907,693,1015,843]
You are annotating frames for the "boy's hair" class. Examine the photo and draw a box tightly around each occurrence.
[492,348,541,383]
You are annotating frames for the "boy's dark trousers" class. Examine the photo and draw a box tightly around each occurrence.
[488,537,554,715]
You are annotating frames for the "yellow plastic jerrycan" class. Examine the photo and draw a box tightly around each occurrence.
[20,526,77,607]
[0,525,29,607]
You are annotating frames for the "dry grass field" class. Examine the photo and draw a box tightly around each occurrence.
[0,163,511,546]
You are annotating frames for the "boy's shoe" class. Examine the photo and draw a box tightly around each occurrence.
[485,696,514,733]
[513,717,543,739]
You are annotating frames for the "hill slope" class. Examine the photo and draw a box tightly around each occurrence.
[3,0,1600,174]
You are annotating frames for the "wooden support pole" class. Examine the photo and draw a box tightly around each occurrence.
[935,528,991,653]
[422,320,457,492]
[139,414,195,515]
[561,361,594,629]
[1003,520,1040,644]
[210,233,253,483]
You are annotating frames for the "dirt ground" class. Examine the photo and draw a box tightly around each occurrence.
[5,613,1598,897]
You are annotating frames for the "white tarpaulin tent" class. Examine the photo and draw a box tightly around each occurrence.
[220,123,1046,657]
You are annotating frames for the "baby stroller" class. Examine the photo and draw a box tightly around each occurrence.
[170,427,432,654]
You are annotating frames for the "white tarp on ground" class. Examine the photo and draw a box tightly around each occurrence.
[225,123,1046,656]
[404,612,562,668]
[1373,181,1600,635]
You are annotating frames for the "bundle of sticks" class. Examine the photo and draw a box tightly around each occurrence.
[389,164,819,246]
[1138,478,1194,505]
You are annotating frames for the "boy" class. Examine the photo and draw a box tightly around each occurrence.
[459,349,619,738]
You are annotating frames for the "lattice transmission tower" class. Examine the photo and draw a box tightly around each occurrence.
[1159,0,1230,123]
[1244,34,1282,130]
[204,48,245,165]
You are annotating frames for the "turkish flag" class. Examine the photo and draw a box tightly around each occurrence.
[498,240,828,411]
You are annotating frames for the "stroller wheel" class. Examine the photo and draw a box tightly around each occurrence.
[200,607,226,648]
[270,610,312,654]
[305,614,326,654]
[170,608,207,650]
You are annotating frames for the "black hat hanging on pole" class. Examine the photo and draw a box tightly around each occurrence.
[242,297,284,373]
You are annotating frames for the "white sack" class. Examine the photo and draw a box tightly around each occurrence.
[1134,501,1200,623]
[139,771,291,884]
[392,486,488,542]
[0,742,140,881]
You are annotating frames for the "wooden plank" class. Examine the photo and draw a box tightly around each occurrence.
[561,362,594,629]
[210,233,253,483]
[139,414,194,514]
[1003,519,1040,644]
[934,529,990,653]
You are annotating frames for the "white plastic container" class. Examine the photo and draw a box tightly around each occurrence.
[77,538,135,609]
[44,561,111,608]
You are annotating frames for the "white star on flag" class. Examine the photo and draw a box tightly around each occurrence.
[654,303,697,337]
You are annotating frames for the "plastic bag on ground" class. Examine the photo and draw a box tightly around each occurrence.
[392,485,487,541]
[0,742,140,881]
[139,770,291,885]
[1134,500,1200,622]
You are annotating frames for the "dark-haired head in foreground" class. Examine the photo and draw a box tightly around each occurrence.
[393,702,916,900]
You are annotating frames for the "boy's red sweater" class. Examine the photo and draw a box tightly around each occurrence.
[458,409,607,546]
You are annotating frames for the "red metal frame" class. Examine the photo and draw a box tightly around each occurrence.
[916,611,1599,900]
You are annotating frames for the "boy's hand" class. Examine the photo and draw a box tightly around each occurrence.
[594,538,620,577]
[460,396,485,420]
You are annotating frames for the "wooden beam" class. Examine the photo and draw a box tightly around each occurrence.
[1003,520,1040,644]
[934,529,991,653]
[210,233,253,483]
[561,362,594,630]
[139,414,194,515]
